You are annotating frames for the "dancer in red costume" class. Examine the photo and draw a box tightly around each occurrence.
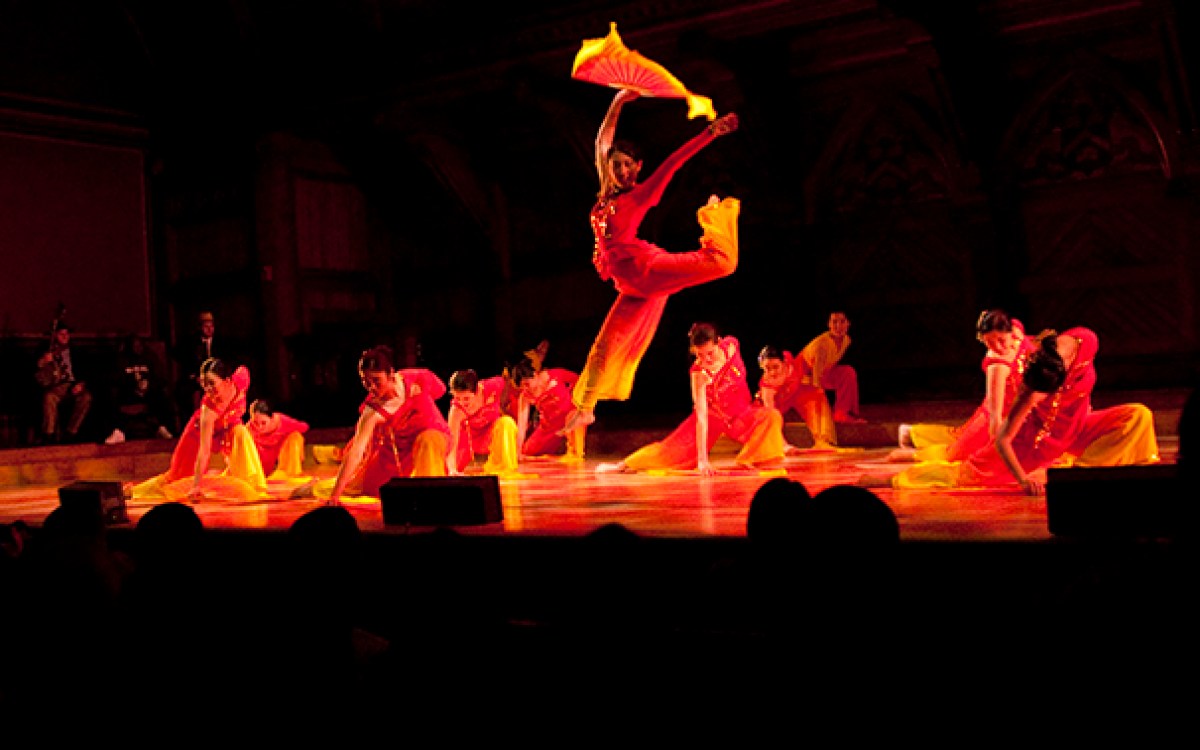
[562,88,741,435]
[312,346,451,506]
[247,399,310,480]
[446,368,521,476]
[756,344,837,452]
[598,323,785,476]
[132,357,267,503]
[893,328,1158,494]
[892,309,1035,462]
[512,360,584,461]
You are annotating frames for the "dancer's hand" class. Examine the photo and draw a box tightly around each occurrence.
[709,112,738,137]
[615,88,641,104]
[1019,476,1045,496]
[186,487,206,503]
[696,459,716,477]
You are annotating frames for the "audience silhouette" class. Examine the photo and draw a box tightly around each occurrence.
[115,502,236,727]
[6,502,128,724]
[269,504,391,723]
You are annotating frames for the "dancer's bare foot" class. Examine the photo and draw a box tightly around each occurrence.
[595,461,627,474]
[886,448,917,463]
[558,407,595,436]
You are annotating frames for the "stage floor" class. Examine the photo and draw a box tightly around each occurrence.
[0,436,1180,542]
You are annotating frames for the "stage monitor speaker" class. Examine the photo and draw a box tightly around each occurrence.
[58,480,130,525]
[1046,464,1180,538]
[379,475,503,526]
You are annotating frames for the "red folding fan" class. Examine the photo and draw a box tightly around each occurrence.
[571,22,717,121]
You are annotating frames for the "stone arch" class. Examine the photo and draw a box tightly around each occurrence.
[803,93,960,224]
[996,55,1178,187]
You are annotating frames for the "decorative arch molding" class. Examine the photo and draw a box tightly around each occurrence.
[803,93,962,224]
[997,55,1178,188]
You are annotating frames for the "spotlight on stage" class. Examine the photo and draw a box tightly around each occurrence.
[57,480,130,525]
[379,475,503,526]
[1045,464,1181,538]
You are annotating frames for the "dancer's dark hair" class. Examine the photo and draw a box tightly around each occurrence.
[359,345,395,374]
[449,369,479,393]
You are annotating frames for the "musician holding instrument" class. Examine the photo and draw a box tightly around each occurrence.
[36,323,93,444]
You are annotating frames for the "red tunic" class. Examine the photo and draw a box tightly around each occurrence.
[357,368,451,496]
[249,413,309,473]
[942,327,1037,461]
[590,130,716,297]
[758,350,826,417]
[454,375,508,465]
[166,366,250,480]
[523,368,579,455]
[959,327,1098,485]
[624,337,785,470]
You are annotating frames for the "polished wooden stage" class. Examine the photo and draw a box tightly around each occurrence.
[0,391,1185,542]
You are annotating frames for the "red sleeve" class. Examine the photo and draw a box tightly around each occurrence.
[279,413,309,434]
[231,365,251,392]
[402,368,447,401]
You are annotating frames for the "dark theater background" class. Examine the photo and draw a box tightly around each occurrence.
[1,0,1198,734]
[3,0,1199,427]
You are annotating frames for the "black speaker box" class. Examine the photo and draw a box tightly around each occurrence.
[1046,464,1181,538]
[58,480,130,525]
[379,475,503,526]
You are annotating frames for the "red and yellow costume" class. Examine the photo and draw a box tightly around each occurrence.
[451,375,520,475]
[352,369,451,497]
[249,412,310,480]
[909,324,1036,462]
[799,331,859,421]
[133,365,266,502]
[573,128,740,412]
[623,336,784,471]
[894,328,1158,489]
[523,368,580,456]
[757,349,836,447]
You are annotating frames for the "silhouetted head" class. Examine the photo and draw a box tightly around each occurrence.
[808,485,900,548]
[1179,384,1198,488]
[287,505,363,576]
[135,501,205,567]
[746,478,813,550]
